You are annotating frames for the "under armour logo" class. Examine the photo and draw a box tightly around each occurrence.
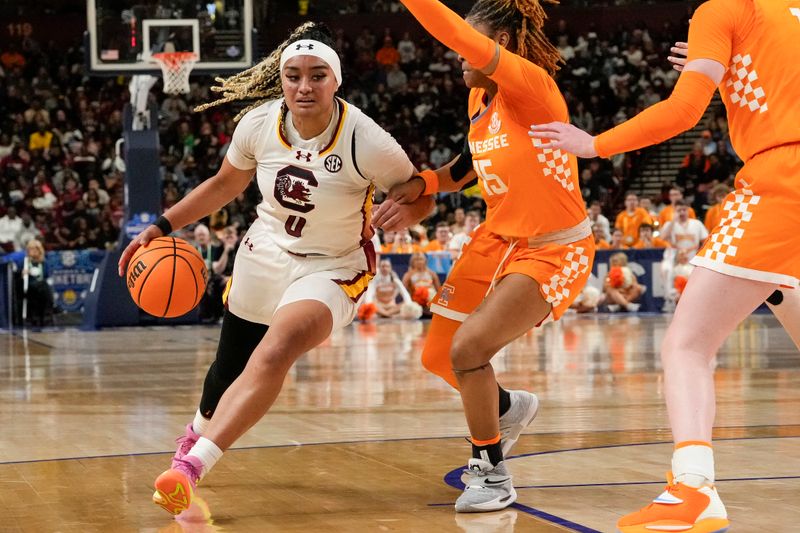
[296,151,312,162]
[295,43,314,50]
[243,237,254,251]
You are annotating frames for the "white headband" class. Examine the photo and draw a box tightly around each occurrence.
[280,39,342,87]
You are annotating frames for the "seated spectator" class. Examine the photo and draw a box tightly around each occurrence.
[363,258,413,318]
[587,200,610,241]
[0,206,23,252]
[608,227,627,250]
[16,211,42,249]
[193,224,225,323]
[633,224,669,249]
[594,224,611,250]
[424,222,451,252]
[604,252,644,312]
[660,200,709,258]
[28,122,54,152]
[639,197,658,220]
[385,229,420,254]
[615,193,653,247]
[16,239,54,327]
[450,207,466,235]
[703,183,731,232]
[403,252,441,311]
[448,210,480,257]
[657,186,696,229]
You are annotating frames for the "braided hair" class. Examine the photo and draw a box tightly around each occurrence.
[466,0,563,76]
[195,22,338,121]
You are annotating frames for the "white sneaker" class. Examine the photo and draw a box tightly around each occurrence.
[455,459,517,513]
[499,390,539,456]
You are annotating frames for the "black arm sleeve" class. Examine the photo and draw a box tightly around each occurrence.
[450,137,477,188]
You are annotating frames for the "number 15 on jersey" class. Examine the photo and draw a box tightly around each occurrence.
[474,159,508,196]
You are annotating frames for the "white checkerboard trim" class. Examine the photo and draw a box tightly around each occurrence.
[540,245,590,308]
[700,188,761,264]
[532,137,575,191]
[725,54,768,114]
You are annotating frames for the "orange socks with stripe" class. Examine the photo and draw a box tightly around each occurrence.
[672,441,714,488]
[472,433,503,466]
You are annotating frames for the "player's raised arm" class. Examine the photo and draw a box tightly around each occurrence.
[529,0,737,158]
[398,0,561,110]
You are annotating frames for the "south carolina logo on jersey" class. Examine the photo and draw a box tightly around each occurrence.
[274,165,318,213]
[488,112,502,135]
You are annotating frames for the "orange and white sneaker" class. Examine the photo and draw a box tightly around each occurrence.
[152,455,203,515]
[617,473,729,533]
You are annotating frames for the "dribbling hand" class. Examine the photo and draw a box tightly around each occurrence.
[117,225,164,277]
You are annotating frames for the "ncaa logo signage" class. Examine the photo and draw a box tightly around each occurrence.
[324,154,343,173]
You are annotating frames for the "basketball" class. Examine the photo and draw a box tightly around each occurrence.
[126,237,208,318]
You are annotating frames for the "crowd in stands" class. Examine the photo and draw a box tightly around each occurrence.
[1,5,744,318]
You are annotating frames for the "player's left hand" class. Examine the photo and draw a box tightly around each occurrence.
[372,198,418,232]
[668,41,689,71]
[528,122,598,159]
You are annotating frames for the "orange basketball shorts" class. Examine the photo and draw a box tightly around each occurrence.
[692,143,800,288]
[430,225,596,324]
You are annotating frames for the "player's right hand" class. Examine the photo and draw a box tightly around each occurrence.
[117,225,164,277]
[387,177,425,204]
[668,41,688,71]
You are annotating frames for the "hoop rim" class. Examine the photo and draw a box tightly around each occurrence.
[151,51,199,61]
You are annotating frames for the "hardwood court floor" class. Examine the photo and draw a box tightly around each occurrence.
[1,314,798,532]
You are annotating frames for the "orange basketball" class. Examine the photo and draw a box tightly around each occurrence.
[126,237,208,318]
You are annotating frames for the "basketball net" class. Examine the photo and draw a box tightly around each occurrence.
[152,51,198,95]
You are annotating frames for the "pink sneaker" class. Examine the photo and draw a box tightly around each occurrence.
[172,423,200,467]
[153,455,203,515]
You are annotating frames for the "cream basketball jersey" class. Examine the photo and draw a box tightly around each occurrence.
[226,98,414,256]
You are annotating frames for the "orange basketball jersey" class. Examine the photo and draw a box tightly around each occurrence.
[688,0,800,162]
[468,48,587,238]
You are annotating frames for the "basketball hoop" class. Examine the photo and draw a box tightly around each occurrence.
[151,52,198,95]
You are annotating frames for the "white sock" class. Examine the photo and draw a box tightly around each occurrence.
[672,443,715,487]
[192,410,211,435]
[187,437,224,475]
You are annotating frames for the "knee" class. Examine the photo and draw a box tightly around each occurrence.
[248,339,298,376]
[450,331,490,371]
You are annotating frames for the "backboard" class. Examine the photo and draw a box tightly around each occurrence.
[86,0,255,75]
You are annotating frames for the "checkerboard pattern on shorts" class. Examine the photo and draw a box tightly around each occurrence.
[726,54,768,114]
[701,189,761,263]
[540,246,591,307]
[532,137,574,191]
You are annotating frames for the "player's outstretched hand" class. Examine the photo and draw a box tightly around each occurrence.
[387,177,425,204]
[668,41,689,71]
[117,225,164,277]
[528,122,598,159]
[373,197,432,233]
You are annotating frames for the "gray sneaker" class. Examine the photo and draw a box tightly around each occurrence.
[499,390,540,456]
[455,459,517,513]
